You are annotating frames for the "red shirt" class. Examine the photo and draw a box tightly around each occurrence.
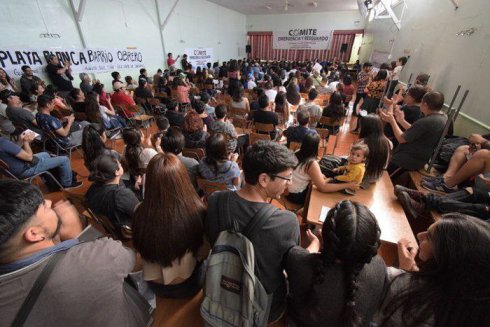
[344,84,355,96]
[167,58,176,67]
[99,91,110,108]
[111,91,137,117]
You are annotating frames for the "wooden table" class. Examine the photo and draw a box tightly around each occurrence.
[306,171,416,265]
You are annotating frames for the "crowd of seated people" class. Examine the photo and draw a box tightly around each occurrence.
[0,55,489,327]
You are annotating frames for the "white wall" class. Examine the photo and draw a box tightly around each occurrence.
[0,0,246,87]
[247,11,364,32]
[359,0,490,132]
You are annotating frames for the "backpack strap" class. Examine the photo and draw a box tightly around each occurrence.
[217,191,240,232]
[11,251,65,327]
[242,204,278,241]
[217,191,278,237]
[11,227,104,327]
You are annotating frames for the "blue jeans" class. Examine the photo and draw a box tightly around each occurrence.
[18,152,72,187]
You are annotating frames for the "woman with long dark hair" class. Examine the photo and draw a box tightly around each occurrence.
[198,133,240,190]
[92,86,127,129]
[0,68,18,92]
[227,59,241,97]
[230,84,250,112]
[358,114,392,183]
[322,91,345,121]
[133,153,206,298]
[286,134,359,205]
[122,127,157,177]
[379,213,490,327]
[68,88,86,113]
[286,77,301,106]
[287,200,385,327]
[320,91,346,134]
[81,123,116,169]
[274,91,290,124]
[361,69,388,114]
[84,92,104,123]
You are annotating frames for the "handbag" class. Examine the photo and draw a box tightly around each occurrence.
[319,155,347,178]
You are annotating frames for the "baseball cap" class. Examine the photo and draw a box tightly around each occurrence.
[113,81,125,91]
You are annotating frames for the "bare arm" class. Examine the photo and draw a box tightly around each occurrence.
[244,97,250,112]
[15,133,35,162]
[380,111,407,144]
[55,115,75,137]
[104,105,117,116]
[308,161,358,192]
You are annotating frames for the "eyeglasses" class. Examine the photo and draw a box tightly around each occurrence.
[269,174,293,182]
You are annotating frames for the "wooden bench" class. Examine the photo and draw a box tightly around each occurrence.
[151,291,287,327]
[305,171,416,266]
[152,291,204,327]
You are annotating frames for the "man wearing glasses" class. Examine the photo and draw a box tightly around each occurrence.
[205,140,300,324]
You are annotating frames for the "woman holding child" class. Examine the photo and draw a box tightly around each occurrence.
[286,134,359,205]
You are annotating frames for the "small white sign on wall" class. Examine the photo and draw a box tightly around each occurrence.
[184,48,213,69]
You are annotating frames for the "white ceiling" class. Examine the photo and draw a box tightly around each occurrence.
[206,0,360,15]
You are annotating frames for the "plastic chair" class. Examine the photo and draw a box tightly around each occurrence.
[42,129,82,161]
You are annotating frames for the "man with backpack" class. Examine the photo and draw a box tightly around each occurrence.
[203,141,300,325]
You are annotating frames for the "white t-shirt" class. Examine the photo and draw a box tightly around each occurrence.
[265,89,278,102]
[274,86,286,93]
[99,105,110,122]
[247,80,257,90]
[392,66,403,81]
[289,164,311,194]
[328,81,340,93]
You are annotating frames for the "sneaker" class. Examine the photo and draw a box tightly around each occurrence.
[421,175,443,183]
[394,185,425,201]
[397,191,429,220]
[64,180,83,190]
[109,130,122,140]
[421,178,458,194]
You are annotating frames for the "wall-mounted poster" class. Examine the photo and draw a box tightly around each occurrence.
[184,48,213,69]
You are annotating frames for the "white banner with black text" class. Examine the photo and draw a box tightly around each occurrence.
[273,29,332,50]
[0,47,145,77]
